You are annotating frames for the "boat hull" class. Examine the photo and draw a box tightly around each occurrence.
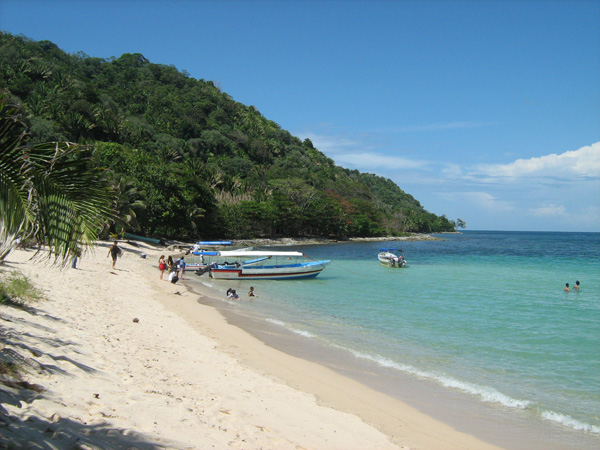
[209,261,330,280]
[123,233,162,245]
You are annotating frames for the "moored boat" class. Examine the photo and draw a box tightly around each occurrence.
[378,248,407,267]
[123,233,163,245]
[196,240,233,246]
[190,250,330,280]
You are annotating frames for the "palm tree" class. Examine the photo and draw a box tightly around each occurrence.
[110,175,146,233]
[0,93,115,264]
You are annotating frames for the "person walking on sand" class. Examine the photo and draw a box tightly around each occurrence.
[107,241,121,269]
[159,255,167,280]
[564,283,570,292]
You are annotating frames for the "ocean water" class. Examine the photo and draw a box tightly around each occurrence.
[189,231,600,441]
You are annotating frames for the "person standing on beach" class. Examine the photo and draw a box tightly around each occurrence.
[177,257,186,280]
[71,247,81,269]
[107,241,120,269]
[167,255,174,272]
[159,255,167,280]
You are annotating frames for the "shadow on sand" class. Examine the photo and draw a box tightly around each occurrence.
[0,402,174,450]
[0,307,175,450]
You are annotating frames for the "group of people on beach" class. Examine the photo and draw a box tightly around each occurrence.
[110,243,257,296]
[158,254,186,283]
[564,280,581,292]
[226,286,256,300]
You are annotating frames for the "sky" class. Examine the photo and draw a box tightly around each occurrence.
[2,0,599,232]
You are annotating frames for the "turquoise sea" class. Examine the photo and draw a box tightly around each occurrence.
[189,231,600,446]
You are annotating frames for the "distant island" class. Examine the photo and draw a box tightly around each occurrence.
[0,32,463,241]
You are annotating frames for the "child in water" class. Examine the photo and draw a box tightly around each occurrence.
[226,289,240,300]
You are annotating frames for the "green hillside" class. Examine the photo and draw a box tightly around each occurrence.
[0,32,458,240]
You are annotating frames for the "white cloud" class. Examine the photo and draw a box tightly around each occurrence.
[298,131,429,171]
[439,191,515,212]
[441,163,463,178]
[527,204,600,232]
[530,204,566,217]
[470,142,600,181]
[300,132,359,155]
[333,152,428,170]
[576,205,600,230]
[390,121,496,133]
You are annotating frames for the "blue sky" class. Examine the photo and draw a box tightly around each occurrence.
[2,0,599,231]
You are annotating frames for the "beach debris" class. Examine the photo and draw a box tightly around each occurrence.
[93,393,100,399]
[132,318,139,323]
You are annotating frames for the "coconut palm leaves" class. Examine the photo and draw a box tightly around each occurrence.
[0,94,115,263]
[111,175,146,232]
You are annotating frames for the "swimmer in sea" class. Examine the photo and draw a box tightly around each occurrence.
[574,280,580,291]
[564,283,570,292]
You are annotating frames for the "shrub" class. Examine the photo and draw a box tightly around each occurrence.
[0,271,44,307]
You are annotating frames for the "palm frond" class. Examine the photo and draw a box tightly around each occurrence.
[0,97,34,255]
[30,142,115,262]
[1,94,116,264]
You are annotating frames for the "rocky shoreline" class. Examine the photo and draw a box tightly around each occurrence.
[156,233,449,254]
[244,234,443,246]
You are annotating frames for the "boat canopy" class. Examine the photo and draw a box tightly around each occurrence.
[196,241,232,246]
[218,250,304,257]
[379,248,403,252]
[192,250,304,257]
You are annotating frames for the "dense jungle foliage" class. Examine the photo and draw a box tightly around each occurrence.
[0,32,459,240]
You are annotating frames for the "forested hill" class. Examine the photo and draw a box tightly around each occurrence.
[0,32,458,240]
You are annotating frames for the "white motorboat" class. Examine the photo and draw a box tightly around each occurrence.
[378,248,407,267]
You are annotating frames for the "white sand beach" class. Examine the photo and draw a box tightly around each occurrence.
[0,240,505,450]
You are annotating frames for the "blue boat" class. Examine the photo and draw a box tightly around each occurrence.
[196,241,233,246]
[189,250,330,280]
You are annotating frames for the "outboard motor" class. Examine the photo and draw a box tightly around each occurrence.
[195,266,211,276]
